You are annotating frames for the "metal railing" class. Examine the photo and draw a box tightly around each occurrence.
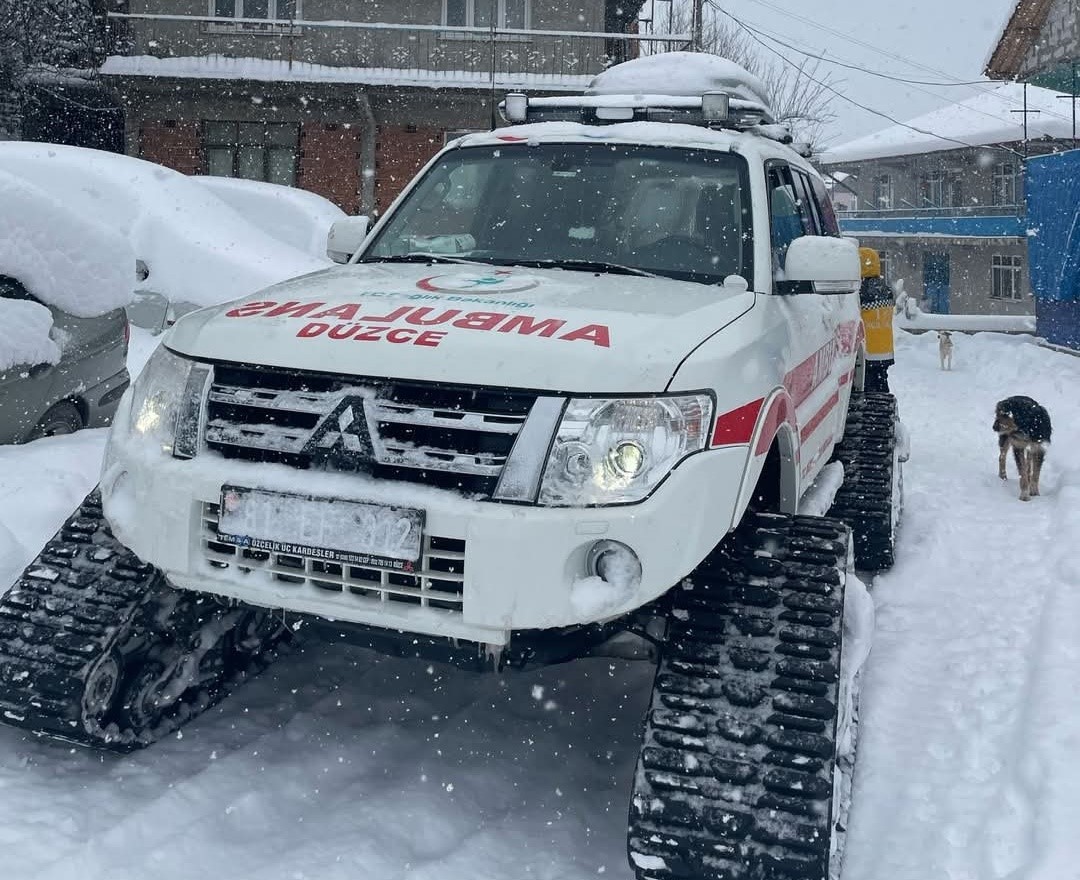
[105,13,691,85]
[837,204,1024,219]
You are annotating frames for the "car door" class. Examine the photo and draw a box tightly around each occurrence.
[0,278,58,444]
[766,162,853,485]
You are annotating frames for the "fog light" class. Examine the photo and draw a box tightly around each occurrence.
[586,540,642,589]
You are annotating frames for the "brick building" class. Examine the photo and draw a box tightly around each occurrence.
[100,0,663,215]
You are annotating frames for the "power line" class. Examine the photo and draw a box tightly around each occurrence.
[729,15,991,87]
[733,0,1075,125]
[725,9,1042,136]
[705,1,1025,159]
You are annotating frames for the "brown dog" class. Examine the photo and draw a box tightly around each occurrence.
[993,396,1052,501]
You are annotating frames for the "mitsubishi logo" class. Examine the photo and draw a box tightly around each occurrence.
[302,396,377,468]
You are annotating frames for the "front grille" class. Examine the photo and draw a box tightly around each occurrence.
[203,363,540,496]
[200,502,466,612]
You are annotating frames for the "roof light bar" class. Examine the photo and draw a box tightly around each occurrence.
[504,92,528,124]
[701,91,730,124]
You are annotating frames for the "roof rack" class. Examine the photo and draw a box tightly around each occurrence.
[498,91,796,147]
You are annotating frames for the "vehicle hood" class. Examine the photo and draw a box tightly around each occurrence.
[166,263,755,393]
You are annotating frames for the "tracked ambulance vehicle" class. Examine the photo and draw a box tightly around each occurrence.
[0,53,903,880]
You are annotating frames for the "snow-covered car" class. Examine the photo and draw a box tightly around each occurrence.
[189,175,347,259]
[0,54,904,880]
[0,143,329,334]
[0,171,132,443]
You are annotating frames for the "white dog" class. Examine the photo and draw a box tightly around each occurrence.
[938,330,954,371]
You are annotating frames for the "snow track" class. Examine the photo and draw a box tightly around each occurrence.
[2,329,1080,879]
[842,331,1080,880]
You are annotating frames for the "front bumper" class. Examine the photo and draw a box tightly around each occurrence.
[101,394,750,645]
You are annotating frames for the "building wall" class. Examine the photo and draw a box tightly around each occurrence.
[824,146,1031,212]
[1019,0,1080,79]
[121,0,614,76]
[111,77,493,213]
[865,237,1034,316]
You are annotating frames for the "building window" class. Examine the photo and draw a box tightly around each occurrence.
[878,250,894,282]
[211,0,298,19]
[944,175,963,208]
[993,162,1017,206]
[991,254,1024,300]
[919,171,943,207]
[444,0,530,28]
[204,121,298,186]
[872,174,893,210]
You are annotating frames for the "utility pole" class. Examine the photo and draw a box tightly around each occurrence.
[1055,60,1079,148]
[691,0,704,51]
[1011,82,1042,159]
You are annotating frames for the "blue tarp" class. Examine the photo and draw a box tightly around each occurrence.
[1026,150,1080,303]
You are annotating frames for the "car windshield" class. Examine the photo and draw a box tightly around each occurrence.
[361,143,753,285]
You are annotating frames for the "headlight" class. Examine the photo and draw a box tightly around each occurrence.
[536,394,713,506]
[126,346,205,456]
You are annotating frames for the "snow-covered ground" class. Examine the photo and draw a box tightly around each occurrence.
[1,329,1079,879]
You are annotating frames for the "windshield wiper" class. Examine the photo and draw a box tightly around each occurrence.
[496,259,659,279]
[358,253,495,267]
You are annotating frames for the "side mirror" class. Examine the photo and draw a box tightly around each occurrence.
[327,215,371,264]
[781,236,861,294]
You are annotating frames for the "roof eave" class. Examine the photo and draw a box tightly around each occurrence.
[984,0,1055,79]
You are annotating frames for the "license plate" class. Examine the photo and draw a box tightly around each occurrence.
[216,485,425,572]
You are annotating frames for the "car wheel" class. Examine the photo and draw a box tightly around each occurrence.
[29,401,84,440]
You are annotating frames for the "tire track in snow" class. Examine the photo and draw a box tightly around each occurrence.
[843,333,1080,880]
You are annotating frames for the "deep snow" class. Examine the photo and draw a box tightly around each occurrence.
[1,328,1079,879]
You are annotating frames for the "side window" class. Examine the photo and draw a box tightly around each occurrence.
[768,165,814,273]
[792,172,823,235]
[809,175,842,236]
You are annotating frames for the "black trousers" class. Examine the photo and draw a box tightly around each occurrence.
[864,360,893,393]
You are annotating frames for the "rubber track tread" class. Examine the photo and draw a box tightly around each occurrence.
[0,490,288,751]
[827,392,901,572]
[628,511,850,880]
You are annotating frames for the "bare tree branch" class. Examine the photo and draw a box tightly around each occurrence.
[654,3,838,153]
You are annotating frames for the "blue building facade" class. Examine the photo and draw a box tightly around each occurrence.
[1026,150,1080,348]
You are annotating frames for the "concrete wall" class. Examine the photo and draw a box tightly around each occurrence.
[824,146,1031,212]
[121,0,614,76]
[1019,0,1080,80]
[863,236,1034,316]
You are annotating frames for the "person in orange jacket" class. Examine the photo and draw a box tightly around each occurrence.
[858,247,895,393]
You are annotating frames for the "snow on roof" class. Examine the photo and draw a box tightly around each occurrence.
[101,54,593,92]
[0,169,133,318]
[586,52,771,109]
[0,143,326,309]
[982,0,1023,75]
[822,81,1075,164]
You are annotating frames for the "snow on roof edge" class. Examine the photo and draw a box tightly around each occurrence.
[101,55,594,92]
[982,0,1022,75]
[820,81,1074,164]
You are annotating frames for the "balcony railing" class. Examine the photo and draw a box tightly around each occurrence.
[838,204,1024,219]
[104,13,690,87]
